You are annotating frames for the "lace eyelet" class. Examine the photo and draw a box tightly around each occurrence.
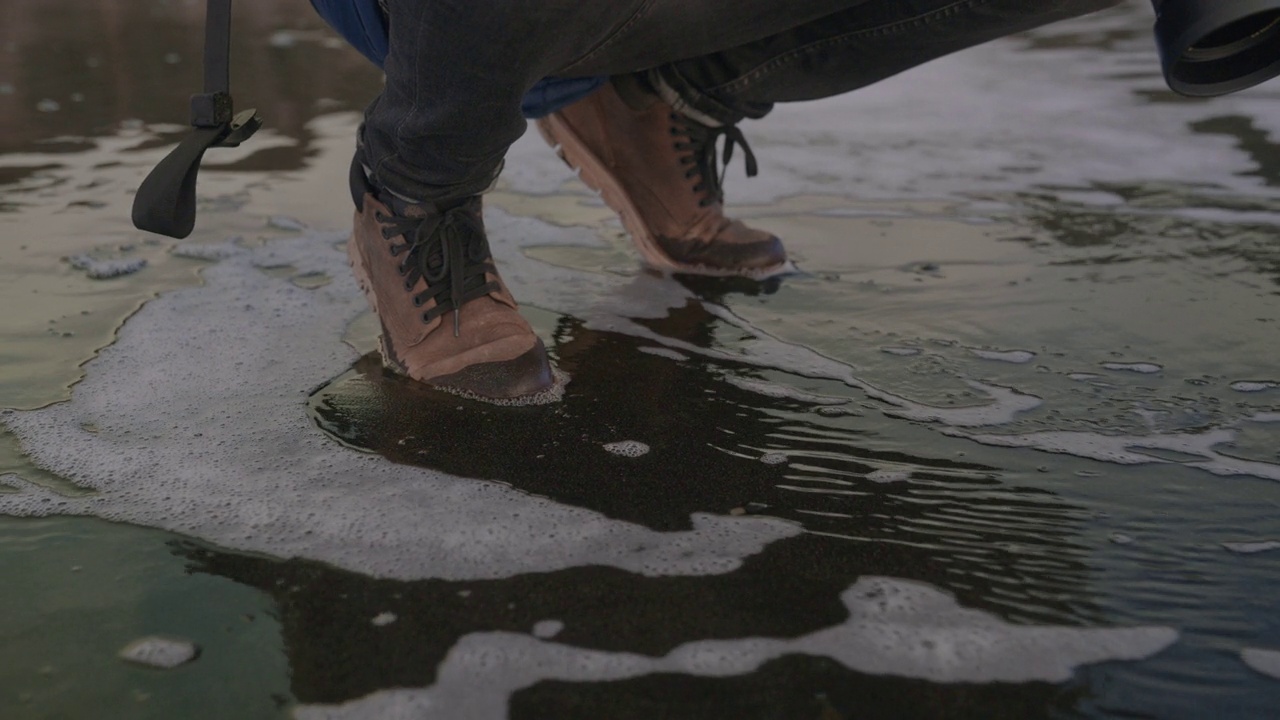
[404,280,414,292]
[413,297,423,307]
[374,212,387,222]
[397,264,408,276]
[421,313,431,323]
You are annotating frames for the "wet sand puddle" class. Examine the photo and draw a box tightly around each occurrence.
[2,1,1280,718]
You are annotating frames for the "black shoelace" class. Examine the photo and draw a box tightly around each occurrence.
[670,113,759,208]
[375,202,499,336]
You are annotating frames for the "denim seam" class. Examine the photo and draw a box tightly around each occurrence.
[710,0,995,98]
[372,0,427,183]
[559,0,656,76]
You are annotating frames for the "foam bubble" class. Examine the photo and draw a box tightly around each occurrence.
[371,612,398,627]
[881,347,922,357]
[171,241,243,261]
[1101,362,1162,375]
[603,441,650,458]
[1230,381,1278,393]
[296,577,1177,719]
[118,637,199,669]
[531,620,563,639]
[971,349,1036,364]
[67,255,147,279]
[759,453,788,466]
[429,367,569,407]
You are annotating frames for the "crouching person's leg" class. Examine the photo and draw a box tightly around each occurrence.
[349,0,655,400]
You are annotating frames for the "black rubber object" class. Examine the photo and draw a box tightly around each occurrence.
[1154,0,1280,96]
[132,0,261,238]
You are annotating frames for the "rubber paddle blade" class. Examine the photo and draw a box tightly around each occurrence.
[131,125,226,239]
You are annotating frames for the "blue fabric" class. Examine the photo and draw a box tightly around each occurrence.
[518,76,606,119]
[308,0,604,119]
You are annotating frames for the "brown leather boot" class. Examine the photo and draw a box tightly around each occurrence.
[536,79,787,279]
[347,158,554,400]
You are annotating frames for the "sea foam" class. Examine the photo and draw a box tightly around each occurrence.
[297,576,1177,719]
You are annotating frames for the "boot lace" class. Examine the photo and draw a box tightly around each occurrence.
[670,113,759,208]
[375,202,499,337]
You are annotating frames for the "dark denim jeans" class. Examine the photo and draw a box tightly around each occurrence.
[362,0,1121,203]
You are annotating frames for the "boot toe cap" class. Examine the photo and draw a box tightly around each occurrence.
[655,229,787,277]
[429,339,556,400]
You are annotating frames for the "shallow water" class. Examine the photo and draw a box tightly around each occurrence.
[2,0,1279,718]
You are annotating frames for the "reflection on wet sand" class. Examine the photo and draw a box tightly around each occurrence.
[0,0,379,153]
[1191,115,1280,190]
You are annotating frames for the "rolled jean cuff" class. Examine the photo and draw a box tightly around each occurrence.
[650,65,773,125]
[371,157,504,204]
[359,124,504,204]
[373,159,504,204]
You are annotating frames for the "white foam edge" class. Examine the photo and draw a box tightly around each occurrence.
[0,228,799,582]
[1242,648,1280,680]
[295,576,1177,720]
[602,440,650,458]
[952,429,1280,481]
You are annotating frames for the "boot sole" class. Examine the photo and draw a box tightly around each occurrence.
[535,114,789,280]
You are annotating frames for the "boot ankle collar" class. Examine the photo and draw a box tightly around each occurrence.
[648,71,724,128]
